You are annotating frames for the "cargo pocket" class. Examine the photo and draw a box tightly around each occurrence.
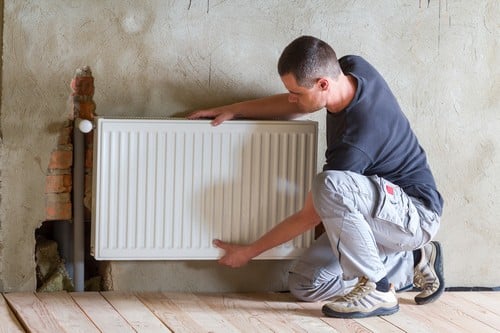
[371,176,418,236]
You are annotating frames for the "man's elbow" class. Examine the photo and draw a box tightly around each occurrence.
[297,210,321,228]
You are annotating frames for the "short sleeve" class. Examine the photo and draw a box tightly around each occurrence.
[323,143,372,173]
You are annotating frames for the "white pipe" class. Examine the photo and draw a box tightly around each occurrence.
[73,118,90,291]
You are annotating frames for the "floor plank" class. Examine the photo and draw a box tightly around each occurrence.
[4,293,64,333]
[441,292,500,331]
[249,292,352,332]
[383,292,455,333]
[453,291,500,315]
[0,294,25,333]
[195,293,283,333]
[226,292,336,333]
[101,291,172,333]
[354,315,406,333]
[36,292,100,333]
[137,292,208,332]
[423,292,499,333]
[396,292,498,333]
[157,292,243,333]
[71,292,135,332]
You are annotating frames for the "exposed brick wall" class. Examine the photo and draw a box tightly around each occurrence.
[45,66,96,220]
[45,121,73,220]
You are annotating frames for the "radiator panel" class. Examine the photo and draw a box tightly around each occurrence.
[91,117,317,260]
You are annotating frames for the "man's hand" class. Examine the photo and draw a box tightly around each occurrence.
[187,108,237,126]
[213,239,254,267]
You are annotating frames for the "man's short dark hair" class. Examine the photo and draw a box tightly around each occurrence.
[278,36,341,88]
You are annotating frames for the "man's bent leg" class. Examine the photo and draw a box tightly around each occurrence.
[289,233,417,302]
[311,171,409,318]
[311,171,390,282]
[288,233,357,302]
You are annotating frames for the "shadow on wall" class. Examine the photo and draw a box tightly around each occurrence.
[97,68,276,119]
[35,220,112,292]
[112,259,293,293]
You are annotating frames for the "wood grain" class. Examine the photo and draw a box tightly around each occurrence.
[0,291,498,332]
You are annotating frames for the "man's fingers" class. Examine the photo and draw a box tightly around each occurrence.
[212,113,234,126]
[187,110,234,126]
[213,239,249,268]
[213,239,226,249]
[213,240,233,266]
[187,110,213,119]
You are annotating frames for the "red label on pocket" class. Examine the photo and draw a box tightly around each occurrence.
[385,184,394,195]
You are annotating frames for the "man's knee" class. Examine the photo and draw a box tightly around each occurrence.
[287,271,344,302]
[288,272,323,302]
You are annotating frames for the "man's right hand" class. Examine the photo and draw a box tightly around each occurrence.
[213,239,254,267]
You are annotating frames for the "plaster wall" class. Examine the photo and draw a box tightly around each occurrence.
[0,0,498,291]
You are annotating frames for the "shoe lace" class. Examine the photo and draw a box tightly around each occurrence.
[414,270,426,289]
[341,277,371,302]
[414,265,439,291]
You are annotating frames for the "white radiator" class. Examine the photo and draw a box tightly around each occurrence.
[91,117,317,260]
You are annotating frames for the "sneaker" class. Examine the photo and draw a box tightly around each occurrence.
[413,241,445,305]
[322,277,399,318]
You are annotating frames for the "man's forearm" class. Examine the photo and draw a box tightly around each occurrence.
[229,94,303,120]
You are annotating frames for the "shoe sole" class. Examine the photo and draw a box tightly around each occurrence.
[322,304,399,319]
[415,241,445,305]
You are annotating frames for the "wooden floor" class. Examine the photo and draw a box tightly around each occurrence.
[1,291,499,333]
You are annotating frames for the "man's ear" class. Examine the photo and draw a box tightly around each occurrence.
[318,78,329,90]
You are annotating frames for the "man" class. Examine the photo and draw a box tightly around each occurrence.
[188,35,444,318]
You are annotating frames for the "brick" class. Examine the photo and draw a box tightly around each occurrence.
[46,193,72,220]
[46,168,71,176]
[46,192,71,203]
[58,126,73,145]
[45,175,72,193]
[71,75,94,96]
[48,150,73,169]
[76,102,96,120]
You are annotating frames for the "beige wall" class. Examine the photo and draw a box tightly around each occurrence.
[0,0,499,291]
